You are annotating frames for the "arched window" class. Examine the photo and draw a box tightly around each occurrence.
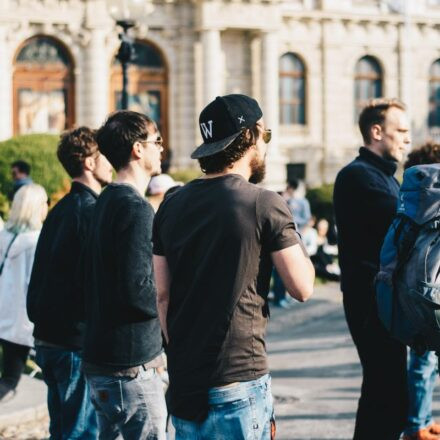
[110,40,169,158]
[354,56,383,121]
[279,53,306,125]
[13,36,75,135]
[428,60,440,127]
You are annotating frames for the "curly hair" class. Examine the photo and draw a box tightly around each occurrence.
[198,125,260,174]
[404,141,440,169]
[57,127,98,178]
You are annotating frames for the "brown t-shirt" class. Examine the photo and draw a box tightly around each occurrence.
[153,174,300,421]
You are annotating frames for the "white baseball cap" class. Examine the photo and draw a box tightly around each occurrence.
[148,174,178,195]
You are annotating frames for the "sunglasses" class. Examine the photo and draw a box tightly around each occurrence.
[140,137,164,150]
[262,129,272,144]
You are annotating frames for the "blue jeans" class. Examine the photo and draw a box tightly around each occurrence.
[172,374,274,440]
[35,346,98,440]
[86,367,167,440]
[405,349,438,434]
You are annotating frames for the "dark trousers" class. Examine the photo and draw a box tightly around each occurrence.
[0,339,30,388]
[272,269,286,303]
[343,291,408,440]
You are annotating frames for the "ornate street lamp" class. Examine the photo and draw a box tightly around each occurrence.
[107,0,154,109]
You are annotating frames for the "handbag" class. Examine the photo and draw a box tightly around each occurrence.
[0,233,18,276]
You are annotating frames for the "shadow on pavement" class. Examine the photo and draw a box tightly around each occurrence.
[271,362,361,379]
[268,340,352,355]
[276,412,356,421]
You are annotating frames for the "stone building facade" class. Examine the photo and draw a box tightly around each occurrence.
[1,0,440,189]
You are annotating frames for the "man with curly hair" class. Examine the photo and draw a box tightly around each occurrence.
[27,127,112,439]
[402,141,440,440]
[405,141,440,169]
[153,94,315,438]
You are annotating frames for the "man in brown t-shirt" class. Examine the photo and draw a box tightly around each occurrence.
[153,94,315,438]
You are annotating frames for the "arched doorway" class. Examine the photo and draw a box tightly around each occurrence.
[110,40,169,161]
[13,35,75,135]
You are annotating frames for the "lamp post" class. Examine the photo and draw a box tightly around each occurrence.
[116,20,134,110]
[106,0,154,110]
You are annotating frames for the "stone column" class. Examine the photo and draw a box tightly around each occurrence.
[0,26,13,140]
[320,19,345,183]
[81,28,109,129]
[398,16,412,122]
[201,28,222,105]
[260,30,285,191]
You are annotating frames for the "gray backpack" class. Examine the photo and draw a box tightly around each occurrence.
[376,164,440,352]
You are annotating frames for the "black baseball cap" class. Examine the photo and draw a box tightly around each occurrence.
[191,94,263,159]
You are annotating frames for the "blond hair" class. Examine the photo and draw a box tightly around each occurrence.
[6,184,47,233]
[359,98,406,145]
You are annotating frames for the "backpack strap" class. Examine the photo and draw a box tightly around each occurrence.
[392,216,407,248]
[394,217,420,273]
[424,218,440,230]
[0,233,18,276]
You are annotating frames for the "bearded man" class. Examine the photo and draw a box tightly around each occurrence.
[152,94,315,439]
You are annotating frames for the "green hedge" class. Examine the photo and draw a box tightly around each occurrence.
[0,134,69,202]
[306,183,334,222]
[169,168,201,183]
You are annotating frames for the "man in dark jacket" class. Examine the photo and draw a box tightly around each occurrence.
[82,111,167,439]
[27,127,112,439]
[333,98,411,440]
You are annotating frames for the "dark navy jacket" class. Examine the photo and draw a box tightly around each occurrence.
[333,147,400,293]
[82,184,162,368]
[27,182,98,349]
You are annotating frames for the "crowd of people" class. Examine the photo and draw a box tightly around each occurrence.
[271,179,340,308]
[0,93,438,440]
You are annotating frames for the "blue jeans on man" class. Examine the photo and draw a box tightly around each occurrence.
[405,349,438,435]
[172,374,274,440]
[86,367,167,440]
[35,346,97,439]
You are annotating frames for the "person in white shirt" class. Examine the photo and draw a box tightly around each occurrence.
[0,184,48,401]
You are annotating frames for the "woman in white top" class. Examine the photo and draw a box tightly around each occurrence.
[0,184,48,401]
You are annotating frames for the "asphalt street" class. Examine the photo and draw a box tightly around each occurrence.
[267,282,440,440]
[3,282,440,440]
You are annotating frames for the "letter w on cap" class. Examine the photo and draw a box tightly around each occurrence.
[200,120,213,139]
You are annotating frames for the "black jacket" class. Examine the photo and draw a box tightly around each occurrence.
[333,147,400,293]
[27,182,98,349]
[82,184,162,368]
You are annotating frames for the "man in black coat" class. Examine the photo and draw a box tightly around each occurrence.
[27,127,113,439]
[333,99,411,440]
[82,111,167,439]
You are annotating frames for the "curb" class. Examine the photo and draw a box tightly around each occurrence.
[0,404,47,429]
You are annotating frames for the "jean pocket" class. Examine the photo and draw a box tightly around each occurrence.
[90,379,125,423]
[211,396,251,412]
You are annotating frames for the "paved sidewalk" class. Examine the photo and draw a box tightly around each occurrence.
[2,282,440,439]
[268,282,440,440]
[0,374,47,430]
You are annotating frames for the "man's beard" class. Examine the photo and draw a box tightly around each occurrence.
[249,154,266,184]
